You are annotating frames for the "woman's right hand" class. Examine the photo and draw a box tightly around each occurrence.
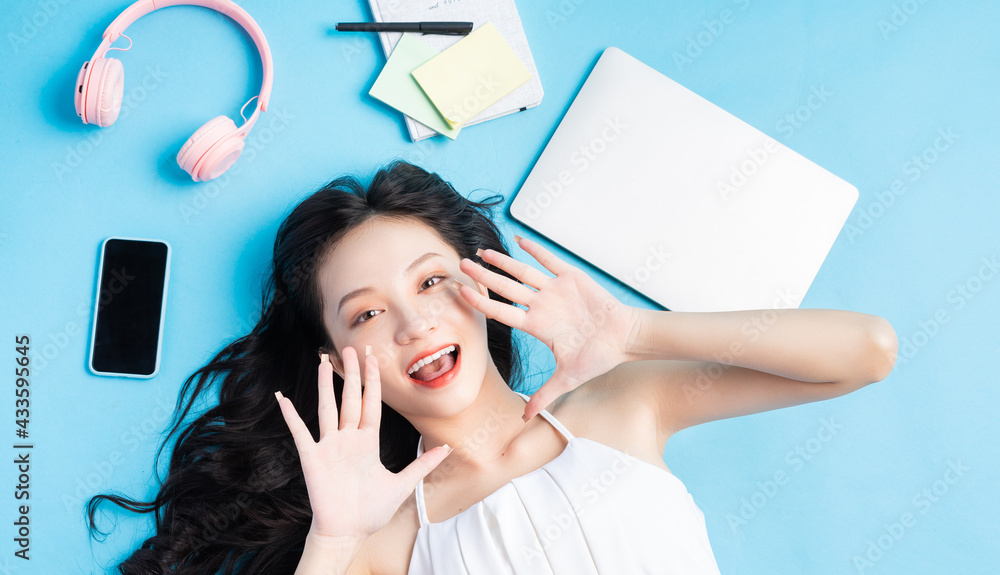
[275,345,453,541]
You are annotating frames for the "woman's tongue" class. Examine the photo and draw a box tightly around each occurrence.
[411,352,456,381]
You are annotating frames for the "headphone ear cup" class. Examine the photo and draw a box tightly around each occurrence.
[197,131,245,182]
[79,57,124,127]
[177,115,245,182]
[74,61,90,121]
[96,57,125,127]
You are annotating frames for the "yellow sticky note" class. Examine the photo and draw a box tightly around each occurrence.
[411,22,531,127]
[369,33,461,139]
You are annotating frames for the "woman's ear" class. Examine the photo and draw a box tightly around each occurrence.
[329,354,344,379]
[330,353,365,389]
[320,346,343,379]
[329,352,367,388]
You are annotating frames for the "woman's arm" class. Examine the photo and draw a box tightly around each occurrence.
[607,308,898,435]
[295,531,368,575]
[625,308,898,385]
[456,236,897,424]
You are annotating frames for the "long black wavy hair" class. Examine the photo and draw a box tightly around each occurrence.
[86,160,526,573]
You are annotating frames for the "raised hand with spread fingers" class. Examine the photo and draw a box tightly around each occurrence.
[455,235,641,423]
[275,345,453,542]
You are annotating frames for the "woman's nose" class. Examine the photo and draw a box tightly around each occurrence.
[398,303,440,341]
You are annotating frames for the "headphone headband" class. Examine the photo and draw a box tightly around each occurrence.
[94,0,272,118]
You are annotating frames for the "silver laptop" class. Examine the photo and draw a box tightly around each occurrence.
[510,47,858,312]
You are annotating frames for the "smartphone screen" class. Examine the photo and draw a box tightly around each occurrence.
[88,237,171,378]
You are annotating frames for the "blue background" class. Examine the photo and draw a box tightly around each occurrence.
[1,0,997,573]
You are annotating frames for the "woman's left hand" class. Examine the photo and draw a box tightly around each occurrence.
[456,235,641,423]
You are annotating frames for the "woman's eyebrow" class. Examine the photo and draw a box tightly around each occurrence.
[337,252,445,314]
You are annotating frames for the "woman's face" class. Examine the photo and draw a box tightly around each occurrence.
[317,217,492,418]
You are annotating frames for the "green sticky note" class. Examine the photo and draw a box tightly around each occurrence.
[411,22,532,127]
[369,33,461,140]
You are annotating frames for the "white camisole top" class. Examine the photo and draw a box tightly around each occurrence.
[407,391,722,574]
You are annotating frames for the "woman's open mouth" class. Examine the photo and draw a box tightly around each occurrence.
[407,345,461,388]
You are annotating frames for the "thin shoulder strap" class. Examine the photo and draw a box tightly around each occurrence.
[413,392,576,529]
[414,436,430,527]
[515,391,575,441]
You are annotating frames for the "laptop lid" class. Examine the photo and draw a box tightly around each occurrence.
[509,47,858,312]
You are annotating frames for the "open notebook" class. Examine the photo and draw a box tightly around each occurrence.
[364,0,543,141]
[510,48,859,313]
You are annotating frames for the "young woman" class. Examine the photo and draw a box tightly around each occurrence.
[88,160,898,574]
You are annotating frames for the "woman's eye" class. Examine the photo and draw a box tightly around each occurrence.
[353,310,379,326]
[422,274,448,289]
[352,275,448,327]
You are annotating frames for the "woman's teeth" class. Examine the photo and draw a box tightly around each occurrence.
[408,344,456,375]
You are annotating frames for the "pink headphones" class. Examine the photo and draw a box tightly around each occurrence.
[75,0,274,182]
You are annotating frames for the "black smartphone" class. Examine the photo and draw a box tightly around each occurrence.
[88,237,171,378]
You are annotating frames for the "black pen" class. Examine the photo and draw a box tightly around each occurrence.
[336,21,473,35]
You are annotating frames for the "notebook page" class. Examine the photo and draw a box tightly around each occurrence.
[365,0,543,141]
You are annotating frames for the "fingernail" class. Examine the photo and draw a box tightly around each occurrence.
[475,248,484,258]
[365,344,372,356]
[320,353,329,364]
[451,279,466,290]
[443,443,453,454]
[274,391,284,401]
[522,412,530,423]
[514,234,523,243]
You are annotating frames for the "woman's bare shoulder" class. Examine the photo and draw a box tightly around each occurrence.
[548,370,672,473]
[360,378,670,574]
